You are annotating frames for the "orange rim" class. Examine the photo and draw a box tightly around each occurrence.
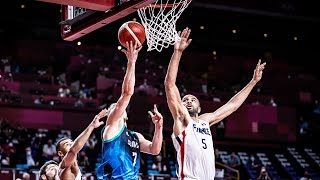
[144,0,191,8]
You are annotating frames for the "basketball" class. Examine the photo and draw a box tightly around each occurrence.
[118,21,146,48]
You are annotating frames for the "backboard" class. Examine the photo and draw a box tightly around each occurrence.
[58,0,156,41]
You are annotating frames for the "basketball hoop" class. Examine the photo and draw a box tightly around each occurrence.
[137,0,192,52]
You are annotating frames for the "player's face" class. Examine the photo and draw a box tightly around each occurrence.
[59,139,73,155]
[182,95,200,115]
[44,164,58,180]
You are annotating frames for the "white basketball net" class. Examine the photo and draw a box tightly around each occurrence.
[137,0,192,52]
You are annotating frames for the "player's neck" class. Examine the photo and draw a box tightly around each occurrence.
[190,114,199,123]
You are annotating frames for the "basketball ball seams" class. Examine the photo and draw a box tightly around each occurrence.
[124,23,142,47]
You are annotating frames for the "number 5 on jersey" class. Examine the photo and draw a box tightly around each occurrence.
[202,139,207,149]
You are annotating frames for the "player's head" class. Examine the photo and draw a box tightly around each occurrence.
[182,94,201,117]
[56,137,73,157]
[260,166,268,176]
[39,160,58,180]
[106,103,128,123]
[22,172,30,180]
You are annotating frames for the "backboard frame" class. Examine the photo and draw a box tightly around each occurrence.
[60,0,156,41]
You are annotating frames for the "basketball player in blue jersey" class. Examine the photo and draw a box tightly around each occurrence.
[96,41,163,180]
[164,28,266,180]
[56,108,108,180]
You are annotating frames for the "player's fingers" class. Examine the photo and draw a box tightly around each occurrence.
[99,110,107,117]
[134,41,138,50]
[137,45,143,52]
[180,29,185,37]
[99,109,106,114]
[178,31,181,37]
[101,109,108,116]
[185,28,191,38]
[257,59,261,67]
[154,104,158,112]
[97,112,103,118]
[259,63,266,72]
[148,111,154,117]
[184,28,189,37]
[181,28,187,37]
[130,41,133,51]
[121,49,127,55]
[187,39,192,45]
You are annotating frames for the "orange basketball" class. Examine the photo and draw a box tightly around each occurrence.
[118,21,146,48]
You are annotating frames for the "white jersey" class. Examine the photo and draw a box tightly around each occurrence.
[172,119,215,180]
[75,170,82,180]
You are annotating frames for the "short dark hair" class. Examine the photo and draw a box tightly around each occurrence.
[39,160,58,179]
[55,137,70,152]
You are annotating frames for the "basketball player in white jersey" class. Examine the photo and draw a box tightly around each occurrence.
[56,108,108,180]
[164,27,266,180]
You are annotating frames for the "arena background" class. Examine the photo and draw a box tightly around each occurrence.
[0,0,319,179]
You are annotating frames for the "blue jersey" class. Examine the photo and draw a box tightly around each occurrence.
[96,126,140,180]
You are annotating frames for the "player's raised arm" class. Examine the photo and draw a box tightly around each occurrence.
[60,109,107,169]
[200,60,266,126]
[164,28,192,122]
[136,104,163,155]
[106,41,142,126]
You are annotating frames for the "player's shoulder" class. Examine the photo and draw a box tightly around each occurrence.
[128,129,136,134]
[198,119,209,125]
